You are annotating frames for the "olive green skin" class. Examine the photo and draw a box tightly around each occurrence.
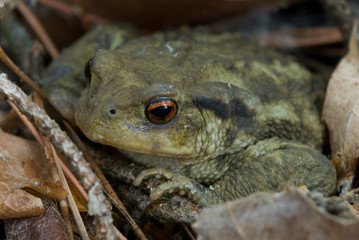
[41,24,139,121]
[45,26,336,207]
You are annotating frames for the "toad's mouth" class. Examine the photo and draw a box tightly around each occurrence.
[78,124,195,159]
[103,140,193,159]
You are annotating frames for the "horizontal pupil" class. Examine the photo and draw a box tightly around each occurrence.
[150,105,172,120]
[145,98,177,124]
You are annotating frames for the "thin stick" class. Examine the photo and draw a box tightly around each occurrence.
[72,224,97,240]
[73,0,90,30]
[58,158,89,202]
[8,101,88,240]
[17,2,59,59]
[181,223,196,240]
[251,27,342,48]
[46,142,76,240]
[63,121,149,240]
[0,47,48,101]
[0,73,115,240]
[59,199,75,240]
[8,101,44,146]
[13,96,126,239]
[35,92,73,239]
[50,144,90,240]
[37,0,109,25]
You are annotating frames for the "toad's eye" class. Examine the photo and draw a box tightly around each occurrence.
[145,98,178,124]
[84,59,92,83]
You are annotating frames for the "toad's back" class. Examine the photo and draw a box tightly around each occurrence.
[77,28,322,150]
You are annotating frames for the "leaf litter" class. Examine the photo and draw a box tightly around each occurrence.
[322,20,359,193]
[0,130,66,219]
[193,186,359,240]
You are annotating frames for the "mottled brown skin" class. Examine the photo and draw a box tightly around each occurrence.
[47,26,336,207]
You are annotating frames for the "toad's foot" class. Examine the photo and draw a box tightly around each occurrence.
[133,168,221,207]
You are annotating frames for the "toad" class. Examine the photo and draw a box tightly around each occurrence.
[43,26,336,207]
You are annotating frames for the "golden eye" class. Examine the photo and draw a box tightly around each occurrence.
[84,59,92,83]
[145,98,178,124]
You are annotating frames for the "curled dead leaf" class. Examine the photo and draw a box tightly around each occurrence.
[193,186,359,240]
[0,131,67,218]
[322,20,359,192]
[4,197,69,240]
[0,182,44,219]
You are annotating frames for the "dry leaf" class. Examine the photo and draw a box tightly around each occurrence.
[322,21,359,191]
[0,182,44,218]
[192,187,359,240]
[4,197,69,240]
[38,0,300,28]
[0,131,67,218]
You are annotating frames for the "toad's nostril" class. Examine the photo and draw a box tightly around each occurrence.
[109,108,117,115]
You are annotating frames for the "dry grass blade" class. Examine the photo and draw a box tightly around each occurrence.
[0,47,48,101]
[58,157,89,202]
[28,100,127,239]
[45,143,76,240]
[37,103,128,239]
[36,0,109,25]
[8,101,44,146]
[49,144,90,240]
[64,121,148,240]
[251,27,343,48]
[59,199,74,240]
[73,0,90,30]
[181,223,196,240]
[0,73,115,240]
[72,224,97,240]
[8,101,87,240]
[17,2,59,59]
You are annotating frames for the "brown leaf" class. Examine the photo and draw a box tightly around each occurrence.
[0,131,67,218]
[322,21,359,189]
[0,182,44,218]
[36,0,301,29]
[4,197,69,240]
[192,187,359,240]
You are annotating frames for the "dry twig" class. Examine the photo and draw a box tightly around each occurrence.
[10,98,127,240]
[0,46,48,101]
[64,121,148,240]
[251,27,343,48]
[17,2,59,59]
[36,0,109,25]
[0,72,115,240]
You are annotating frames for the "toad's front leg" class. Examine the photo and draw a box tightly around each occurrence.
[133,168,222,207]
